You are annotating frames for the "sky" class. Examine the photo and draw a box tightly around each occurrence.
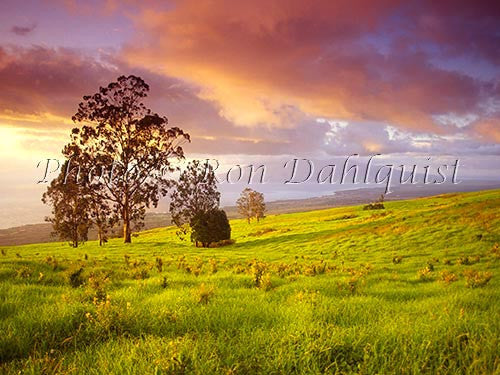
[0,0,499,228]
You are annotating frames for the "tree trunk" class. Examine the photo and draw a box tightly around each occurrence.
[98,228,103,246]
[123,218,131,243]
[73,225,78,248]
[123,195,132,243]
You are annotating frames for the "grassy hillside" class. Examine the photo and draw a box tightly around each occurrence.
[0,190,499,374]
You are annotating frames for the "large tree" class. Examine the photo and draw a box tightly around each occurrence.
[42,161,92,248]
[236,188,266,223]
[70,75,189,243]
[169,160,221,240]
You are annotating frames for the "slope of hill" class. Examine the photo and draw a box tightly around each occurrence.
[0,189,499,373]
[2,182,498,246]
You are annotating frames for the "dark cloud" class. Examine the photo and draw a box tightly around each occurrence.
[10,24,36,36]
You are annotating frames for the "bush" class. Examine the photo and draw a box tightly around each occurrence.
[260,273,273,291]
[392,255,403,264]
[131,267,149,280]
[337,276,362,294]
[363,194,385,210]
[193,283,215,304]
[155,257,163,273]
[491,243,500,258]
[190,209,231,247]
[161,276,168,289]
[417,267,433,281]
[439,270,458,284]
[45,256,60,270]
[66,266,85,288]
[457,256,480,265]
[463,270,492,288]
[87,272,111,302]
[16,266,33,279]
[208,258,218,274]
[250,260,267,287]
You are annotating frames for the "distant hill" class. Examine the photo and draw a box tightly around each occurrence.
[1,182,498,246]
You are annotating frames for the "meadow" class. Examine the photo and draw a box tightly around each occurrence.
[0,189,499,374]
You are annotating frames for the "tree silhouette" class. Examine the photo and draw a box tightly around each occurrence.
[190,209,231,247]
[42,161,91,247]
[70,75,189,242]
[170,160,221,241]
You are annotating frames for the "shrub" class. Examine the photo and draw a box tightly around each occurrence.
[491,243,500,258]
[337,276,361,294]
[208,258,218,274]
[16,266,33,279]
[66,266,85,288]
[392,255,403,264]
[131,267,149,280]
[232,264,245,274]
[45,256,60,270]
[87,272,110,302]
[155,257,163,273]
[294,289,320,304]
[177,255,187,270]
[84,294,128,337]
[276,263,292,278]
[417,267,433,281]
[439,270,458,284]
[193,283,215,304]
[363,194,385,210]
[260,273,273,291]
[463,270,492,288]
[304,260,327,276]
[250,260,267,287]
[457,255,480,266]
[161,276,168,289]
[190,209,231,247]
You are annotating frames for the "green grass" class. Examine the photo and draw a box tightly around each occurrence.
[0,189,499,374]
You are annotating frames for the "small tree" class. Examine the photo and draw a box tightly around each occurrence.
[59,146,117,246]
[237,188,266,223]
[42,162,92,247]
[251,190,266,222]
[170,160,220,234]
[237,188,252,223]
[191,209,231,247]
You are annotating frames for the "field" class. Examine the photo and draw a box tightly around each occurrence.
[0,189,499,374]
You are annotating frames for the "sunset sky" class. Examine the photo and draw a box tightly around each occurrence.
[0,0,499,227]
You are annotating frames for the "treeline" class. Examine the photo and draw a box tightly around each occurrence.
[43,76,265,248]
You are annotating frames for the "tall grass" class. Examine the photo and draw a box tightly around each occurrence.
[0,189,499,374]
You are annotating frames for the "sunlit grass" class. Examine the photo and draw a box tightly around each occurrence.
[0,189,499,374]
